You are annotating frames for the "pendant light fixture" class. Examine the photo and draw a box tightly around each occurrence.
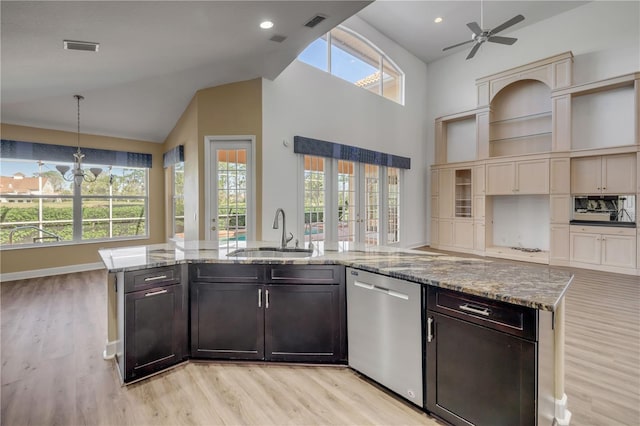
[56,94,102,186]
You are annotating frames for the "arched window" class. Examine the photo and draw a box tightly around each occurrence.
[298,26,404,105]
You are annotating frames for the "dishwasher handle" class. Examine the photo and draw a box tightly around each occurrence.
[353,280,409,300]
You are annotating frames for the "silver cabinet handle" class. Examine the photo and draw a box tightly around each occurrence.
[144,275,167,282]
[265,289,270,309]
[459,303,491,316]
[258,288,262,308]
[427,317,434,343]
[144,289,168,297]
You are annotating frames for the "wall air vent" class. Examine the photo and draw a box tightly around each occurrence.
[270,34,287,43]
[63,40,99,52]
[304,14,326,28]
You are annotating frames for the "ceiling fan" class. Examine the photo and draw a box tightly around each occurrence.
[443,1,525,60]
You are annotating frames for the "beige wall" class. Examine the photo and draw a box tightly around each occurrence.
[194,78,263,240]
[163,95,199,241]
[0,123,166,274]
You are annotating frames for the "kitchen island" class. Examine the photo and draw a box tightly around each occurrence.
[99,241,573,426]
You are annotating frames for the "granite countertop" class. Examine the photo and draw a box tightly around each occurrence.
[98,241,573,312]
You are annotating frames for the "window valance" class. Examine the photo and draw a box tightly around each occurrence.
[163,145,184,168]
[0,139,153,168]
[293,136,410,169]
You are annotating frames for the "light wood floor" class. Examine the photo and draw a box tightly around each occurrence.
[1,264,639,425]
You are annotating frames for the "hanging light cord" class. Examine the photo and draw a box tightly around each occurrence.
[75,94,84,152]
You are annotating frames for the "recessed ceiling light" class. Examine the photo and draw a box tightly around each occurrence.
[260,20,274,29]
[434,17,443,23]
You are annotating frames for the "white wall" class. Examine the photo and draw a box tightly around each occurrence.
[425,1,640,244]
[262,15,429,248]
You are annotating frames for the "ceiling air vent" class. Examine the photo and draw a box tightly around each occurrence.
[63,40,99,52]
[304,14,326,28]
[270,34,287,43]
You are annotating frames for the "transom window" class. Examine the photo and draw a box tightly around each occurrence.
[298,26,404,105]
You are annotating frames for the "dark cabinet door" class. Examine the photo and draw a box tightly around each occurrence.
[426,312,536,426]
[265,284,345,363]
[191,282,264,360]
[124,283,185,382]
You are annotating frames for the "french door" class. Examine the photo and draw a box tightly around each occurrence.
[206,137,255,249]
[337,160,380,245]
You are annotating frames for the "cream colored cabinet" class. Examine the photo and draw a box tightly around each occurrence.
[550,225,570,264]
[570,226,636,269]
[550,158,570,194]
[601,234,636,268]
[430,219,439,246]
[438,220,453,247]
[438,169,453,219]
[550,195,571,224]
[473,196,485,220]
[485,162,514,194]
[453,220,474,250]
[486,159,549,195]
[570,232,600,264]
[473,165,485,195]
[474,222,485,251]
[571,154,636,194]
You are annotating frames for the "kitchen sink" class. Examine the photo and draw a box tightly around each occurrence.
[226,247,314,258]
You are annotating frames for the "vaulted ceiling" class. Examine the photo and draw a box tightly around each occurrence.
[1,1,588,143]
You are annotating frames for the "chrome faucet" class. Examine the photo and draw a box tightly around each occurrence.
[272,208,293,249]
[305,222,314,251]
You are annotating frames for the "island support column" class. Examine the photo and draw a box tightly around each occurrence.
[554,298,572,425]
[103,272,119,359]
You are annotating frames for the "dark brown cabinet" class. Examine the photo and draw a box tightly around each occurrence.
[190,264,346,363]
[191,282,264,360]
[117,265,187,383]
[425,287,538,426]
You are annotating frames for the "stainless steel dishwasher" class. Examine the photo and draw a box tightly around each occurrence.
[346,267,423,407]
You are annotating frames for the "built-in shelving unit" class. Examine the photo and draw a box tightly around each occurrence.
[488,80,552,158]
[430,52,640,275]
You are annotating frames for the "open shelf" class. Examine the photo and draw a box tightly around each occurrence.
[490,111,551,125]
[484,246,549,264]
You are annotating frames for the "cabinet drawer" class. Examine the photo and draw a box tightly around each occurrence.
[427,287,537,340]
[268,265,344,285]
[190,264,264,283]
[125,265,181,293]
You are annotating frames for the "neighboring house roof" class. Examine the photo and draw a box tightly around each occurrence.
[0,175,51,195]
[355,71,381,88]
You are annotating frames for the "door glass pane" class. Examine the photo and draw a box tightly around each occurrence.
[387,167,400,244]
[304,155,325,245]
[364,164,380,245]
[217,148,247,250]
[337,160,357,242]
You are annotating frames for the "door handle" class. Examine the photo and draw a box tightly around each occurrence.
[258,288,262,308]
[144,275,167,282]
[427,317,434,343]
[459,303,491,316]
[144,289,168,297]
[265,289,270,309]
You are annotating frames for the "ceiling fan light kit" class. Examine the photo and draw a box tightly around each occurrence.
[442,0,525,60]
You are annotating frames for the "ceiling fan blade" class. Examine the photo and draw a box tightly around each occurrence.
[443,39,475,52]
[490,14,525,35]
[487,35,518,45]
[466,22,482,36]
[466,43,481,60]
